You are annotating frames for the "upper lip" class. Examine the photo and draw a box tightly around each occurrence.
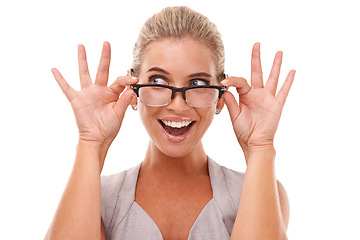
[158,117,195,122]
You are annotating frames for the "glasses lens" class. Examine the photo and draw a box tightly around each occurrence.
[186,88,219,107]
[139,86,172,106]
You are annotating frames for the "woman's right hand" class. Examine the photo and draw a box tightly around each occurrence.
[51,42,138,148]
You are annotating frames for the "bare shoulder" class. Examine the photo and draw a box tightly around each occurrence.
[277,180,290,229]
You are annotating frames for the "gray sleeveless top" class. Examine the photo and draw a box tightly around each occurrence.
[101,157,245,239]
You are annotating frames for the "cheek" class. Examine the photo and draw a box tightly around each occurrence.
[139,104,150,127]
[198,107,216,130]
[139,104,159,132]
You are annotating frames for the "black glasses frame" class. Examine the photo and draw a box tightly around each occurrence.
[130,84,227,107]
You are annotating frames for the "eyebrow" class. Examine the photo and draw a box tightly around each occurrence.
[146,67,212,78]
[188,72,212,78]
[146,67,169,75]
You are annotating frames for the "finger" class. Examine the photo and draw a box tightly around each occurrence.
[221,77,251,95]
[222,91,241,123]
[113,88,136,122]
[276,70,296,108]
[78,44,92,89]
[251,42,264,88]
[51,68,77,101]
[265,51,283,96]
[95,42,111,86]
[109,76,139,94]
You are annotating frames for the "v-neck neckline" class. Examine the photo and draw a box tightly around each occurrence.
[131,157,216,240]
[132,199,214,240]
[105,157,239,239]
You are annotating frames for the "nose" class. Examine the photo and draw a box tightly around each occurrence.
[166,92,191,112]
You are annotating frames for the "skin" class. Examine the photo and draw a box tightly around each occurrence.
[45,36,295,240]
[134,37,222,239]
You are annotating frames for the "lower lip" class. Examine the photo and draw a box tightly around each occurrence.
[159,121,194,143]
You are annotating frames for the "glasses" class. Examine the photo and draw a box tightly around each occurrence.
[130,84,227,108]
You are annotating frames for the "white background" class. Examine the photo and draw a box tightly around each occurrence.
[1,0,359,239]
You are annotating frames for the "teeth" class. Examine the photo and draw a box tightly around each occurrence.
[162,120,192,128]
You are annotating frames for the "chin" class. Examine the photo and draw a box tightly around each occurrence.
[140,107,213,159]
[154,142,198,159]
[147,123,204,159]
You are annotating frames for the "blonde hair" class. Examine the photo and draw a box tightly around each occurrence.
[132,6,225,82]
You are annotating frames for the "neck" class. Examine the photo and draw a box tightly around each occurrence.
[141,140,208,179]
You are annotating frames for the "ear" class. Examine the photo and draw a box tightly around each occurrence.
[216,97,225,112]
[131,94,137,105]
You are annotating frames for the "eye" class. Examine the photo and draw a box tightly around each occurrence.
[189,79,209,86]
[149,75,168,85]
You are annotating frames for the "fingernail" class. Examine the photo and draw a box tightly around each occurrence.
[131,77,138,80]
[220,80,228,85]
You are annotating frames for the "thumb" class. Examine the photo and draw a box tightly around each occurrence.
[113,87,136,122]
[223,91,241,123]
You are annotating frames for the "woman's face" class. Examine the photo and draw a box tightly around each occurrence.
[137,36,222,158]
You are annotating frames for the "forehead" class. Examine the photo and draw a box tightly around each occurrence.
[141,37,216,78]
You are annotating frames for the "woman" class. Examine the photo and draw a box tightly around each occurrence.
[45,6,295,240]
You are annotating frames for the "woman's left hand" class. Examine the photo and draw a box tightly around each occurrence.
[221,43,296,158]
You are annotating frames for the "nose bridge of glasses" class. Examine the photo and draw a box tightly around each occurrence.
[166,89,190,110]
[171,87,187,101]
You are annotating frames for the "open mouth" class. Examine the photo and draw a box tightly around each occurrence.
[159,120,195,136]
